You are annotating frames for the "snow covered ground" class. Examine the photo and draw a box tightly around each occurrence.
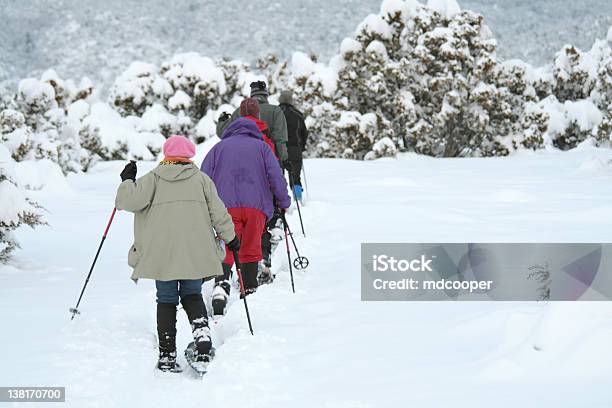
[2,147,612,407]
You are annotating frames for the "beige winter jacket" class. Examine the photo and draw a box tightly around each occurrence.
[115,163,235,282]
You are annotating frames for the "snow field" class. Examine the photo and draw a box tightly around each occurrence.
[2,147,612,406]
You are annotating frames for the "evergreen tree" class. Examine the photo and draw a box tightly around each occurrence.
[0,145,45,264]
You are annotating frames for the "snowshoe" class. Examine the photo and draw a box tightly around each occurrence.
[157,351,182,373]
[258,262,275,285]
[270,216,284,241]
[211,281,230,316]
[270,226,283,245]
[184,341,215,377]
[181,294,213,361]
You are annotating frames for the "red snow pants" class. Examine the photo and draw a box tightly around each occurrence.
[223,207,267,266]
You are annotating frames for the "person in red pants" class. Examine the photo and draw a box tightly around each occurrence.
[201,112,291,315]
[238,98,281,283]
[222,207,267,278]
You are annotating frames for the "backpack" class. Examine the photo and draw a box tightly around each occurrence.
[243,115,277,157]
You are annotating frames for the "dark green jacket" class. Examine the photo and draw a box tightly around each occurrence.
[216,95,289,162]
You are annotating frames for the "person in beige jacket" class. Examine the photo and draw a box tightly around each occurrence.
[115,135,239,373]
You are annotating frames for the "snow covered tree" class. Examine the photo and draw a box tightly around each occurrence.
[79,102,164,163]
[0,86,17,112]
[0,145,45,263]
[0,71,96,174]
[109,53,251,142]
[283,0,550,159]
[592,33,612,145]
[217,58,252,99]
[552,45,597,103]
[16,78,57,130]
[161,53,227,120]
[396,3,544,157]
[0,109,32,161]
[257,53,293,96]
[526,34,611,150]
[302,102,341,157]
[109,62,163,117]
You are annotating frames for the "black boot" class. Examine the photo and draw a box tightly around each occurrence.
[240,262,259,297]
[215,262,232,283]
[181,294,212,362]
[260,228,274,286]
[261,231,272,268]
[157,303,182,372]
[212,263,232,316]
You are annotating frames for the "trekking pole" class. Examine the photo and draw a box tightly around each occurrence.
[302,161,309,201]
[233,250,254,335]
[281,212,309,271]
[280,212,296,294]
[288,171,306,237]
[69,207,117,320]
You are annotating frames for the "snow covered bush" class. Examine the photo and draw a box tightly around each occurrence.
[334,0,554,157]
[0,109,32,161]
[79,102,164,165]
[273,0,556,159]
[530,97,603,150]
[0,70,96,174]
[219,58,252,101]
[531,34,611,149]
[1,69,167,171]
[0,145,45,264]
[108,62,161,117]
[162,53,227,120]
[109,53,250,143]
[4,0,609,164]
[552,45,598,103]
[592,35,612,145]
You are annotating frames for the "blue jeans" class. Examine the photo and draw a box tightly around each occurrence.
[156,279,203,305]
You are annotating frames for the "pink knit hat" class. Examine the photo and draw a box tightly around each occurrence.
[163,135,196,159]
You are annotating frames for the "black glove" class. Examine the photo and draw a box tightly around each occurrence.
[219,112,231,123]
[226,236,241,252]
[283,160,293,172]
[120,161,137,182]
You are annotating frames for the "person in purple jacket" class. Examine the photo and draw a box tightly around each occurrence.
[201,116,291,315]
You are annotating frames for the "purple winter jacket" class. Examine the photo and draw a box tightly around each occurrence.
[201,118,291,219]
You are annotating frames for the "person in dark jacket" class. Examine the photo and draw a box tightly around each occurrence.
[202,117,291,315]
[278,90,308,201]
[239,97,277,157]
[216,81,289,164]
